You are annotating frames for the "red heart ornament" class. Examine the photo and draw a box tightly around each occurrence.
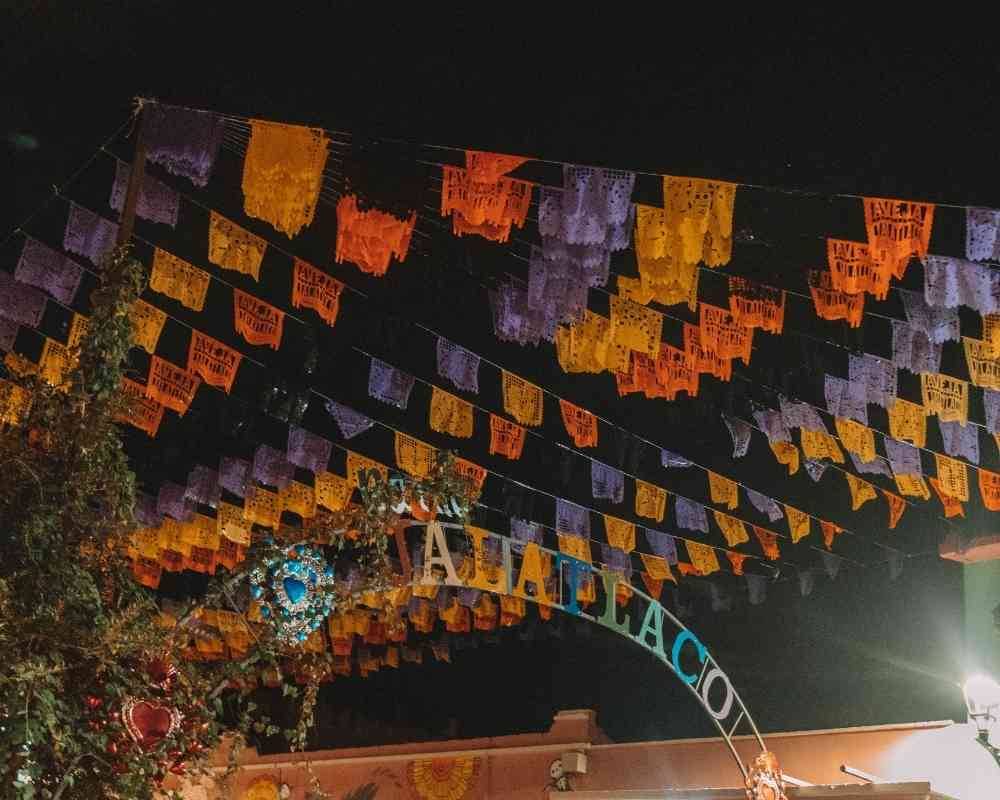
[121,698,182,751]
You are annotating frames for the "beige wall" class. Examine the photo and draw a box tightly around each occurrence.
[173,711,998,800]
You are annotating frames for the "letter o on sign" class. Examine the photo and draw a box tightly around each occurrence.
[700,667,735,721]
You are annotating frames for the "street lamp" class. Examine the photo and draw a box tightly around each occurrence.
[962,674,1000,768]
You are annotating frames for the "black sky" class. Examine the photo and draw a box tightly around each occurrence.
[4,5,997,748]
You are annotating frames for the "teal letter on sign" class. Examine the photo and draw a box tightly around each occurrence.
[598,570,630,635]
[632,600,666,660]
[553,553,589,616]
[671,630,707,685]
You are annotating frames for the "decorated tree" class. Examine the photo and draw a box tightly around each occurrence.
[0,245,478,798]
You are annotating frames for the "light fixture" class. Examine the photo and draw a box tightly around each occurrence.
[962,673,1000,767]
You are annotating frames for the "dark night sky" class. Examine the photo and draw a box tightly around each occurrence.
[4,5,998,748]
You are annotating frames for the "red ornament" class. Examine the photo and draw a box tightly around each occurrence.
[84,695,102,710]
[121,698,182,752]
[169,761,187,775]
[105,741,118,755]
[111,761,129,775]
[87,719,103,732]
[145,657,177,691]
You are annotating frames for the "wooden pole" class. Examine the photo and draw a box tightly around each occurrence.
[115,101,149,248]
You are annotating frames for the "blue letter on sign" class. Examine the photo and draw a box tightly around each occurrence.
[671,630,707,685]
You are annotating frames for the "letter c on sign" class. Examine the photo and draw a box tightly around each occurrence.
[671,630,707,685]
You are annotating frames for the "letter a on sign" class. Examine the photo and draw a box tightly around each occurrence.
[421,522,460,586]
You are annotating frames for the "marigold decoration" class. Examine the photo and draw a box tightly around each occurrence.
[708,471,739,510]
[0,377,31,426]
[334,194,416,276]
[895,473,931,500]
[116,377,165,437]
[248,543,335,645]
[407,756,481,800]
[128,299,167,354]
[146,355,201,415]
[345,451,388,488]
[243,776,281,800]
[921,373,969,425]
[635,479,667,522]
[834,417,876,463]
[699,303,753,364]
[662,175,737,267]
[149,247,211,311]
[609,294,663,356]
[826,238,889,299]
[883,490,906,529]
[603,515,636,552]
[685,540,722,576]
[863,197,934,280]
[963,337,1000,390]
[769,440,800,475]
[683,322,732,381]
[808,269,865,328]
[929,477,965,518]
[785,505,811,543]
[978,468,1000,511]
[244,486,281,528]
[429,386,474,438]
[887,397,927,447]
[395,432,438,479]
[241,120,329,237]
[554,400,596,449]
[753,526,780,561]
[745,751,788,800]
[728,276,786,334]
[714,510,749,547]
[287,275,342,345]
[500,370,544,427]
[441,151,532,243]
[187,329,242,393]
[800,429,845,463]
[233,288,285,349]
[845,472,877,511]
[935,453,969,502]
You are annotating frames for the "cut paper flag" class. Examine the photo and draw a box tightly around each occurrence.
[441,150,532,243]
[334,194,416,277]
[804,459,828,482]
[808,269,864,328]
[109,160,179,227]
[488,414,526,460]
[610,295,663,356]
[635,479,667,523]
[63,203,117,266]
[241,120,329,237]
[436,337,480,394]
[727,551,748,576]
[149,248,211,312]
[895,473,931,501]
[929,477,965,518]
[925,254,1000,315]
[661,449,693,468]
[644,528,678,564]
[845,472,877,511]
[0,317,17,352]
[684,540,721,577]
[826,238,887,299]
[863,197,934,280]
[892,320,942,375]
[921,373,969,425]
[935,453,970,502]
[728,276,786,334]
[146,355,201,415]
[394,432,437,479]
[641,553,676,586]
[603,515,636,552]
[187,330,242,393]
[888,398,927,448]
[713,510,749,547]
[699,302,753,365]
[208,211,267,280]
[662,175,737,268]
[15,238,84,305]
[780,398,826,434]
[185,465,220,508]
[708,471,739,510]
[883,490,906,529]
[978,468,1000,512]
[252,444,295,490]
[591,461,625,503]
[851,451,892,478]
[746,488,783,522]
[723,414,751,458]
[501,371,543,426]
[555,498,591,539]
[821,520,844,551]
[0,378,31,425]
[116,378,165,437]
[429,386,474,438]
[967,207,1000,263]
[345,451,387,489]
[770,441,800,475]
[157,481,193,522]
[785,505,811,543]
[0,270,46,327]
[559,399,598,448]
[315,472,353,512]
[129,300,167,354]
[326,401,374,440]
[291,258,344,326]
[144,103,225,187]
[368,357,416,409]
[963,337,1000,391]
[287,425,332,474]
[219,457,250,498]
[244,486,281,528]
[899,288,960,344]
[753,525,780,561]
[885,438,922,477]
[939,419,980,464]
[849,353,897,410]
[835,417,876,463]
[675,497,708,533]
[755,408,792,443]
[233,288,284,349]
[825,374,868,426]
[801,429,845,464]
